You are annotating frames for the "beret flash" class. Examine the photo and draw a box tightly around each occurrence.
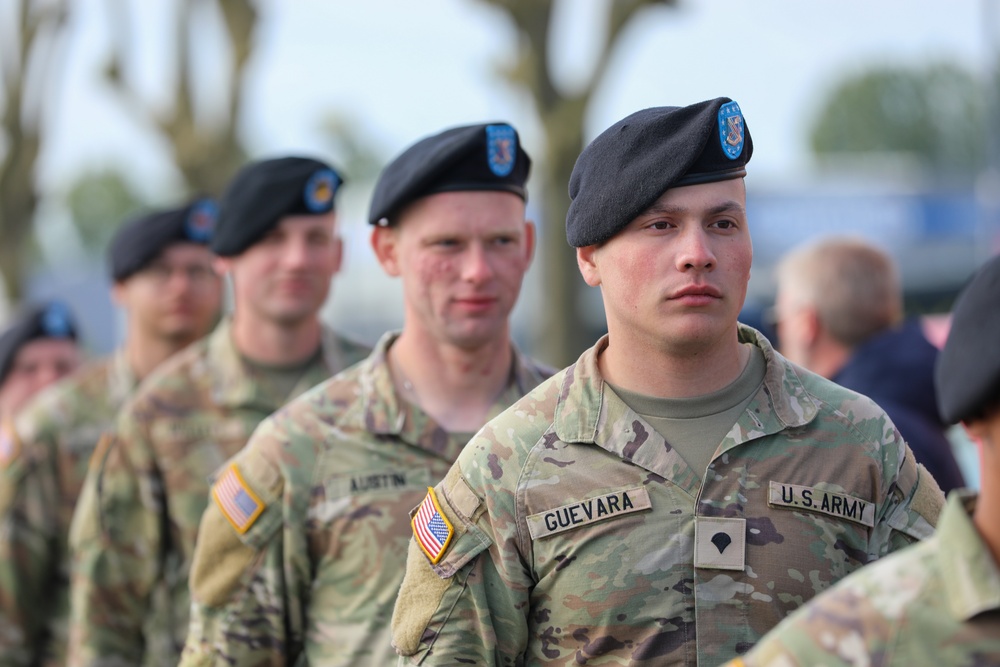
[213,157,344,257]
[108,198,217,281]
[368,122,531,226]
[566,97,753,247]
[0,301,78,385]
[936,255,1000,423]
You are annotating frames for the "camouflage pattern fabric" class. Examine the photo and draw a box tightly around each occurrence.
[179,332,553,666]
[391,325,943,667]
[67,321,369,667]
[0,351,135,667]
[726,491,1000,667]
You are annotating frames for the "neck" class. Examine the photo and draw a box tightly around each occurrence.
[600,328,749,398]
[389,326,514,433]
[125,331,198,381]
[808,335,851,379]
[230,312,322,366]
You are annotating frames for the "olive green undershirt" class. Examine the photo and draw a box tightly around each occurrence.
[607,343,766,481]
[242,347,324,401]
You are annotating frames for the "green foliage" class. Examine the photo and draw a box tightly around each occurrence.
[810,62,987,177]
[64,170,146,253]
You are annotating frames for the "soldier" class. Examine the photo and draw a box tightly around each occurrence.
[67,157,371,667]
[727,255,1000,666]
[390,99,945,666]
[179,122,554,666]
[0,199,223,667]
[0,301,81,421]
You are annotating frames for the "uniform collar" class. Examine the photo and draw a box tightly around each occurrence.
[936,491,1000,621]
[552,326,819,488]
[360,331,551,461]
[109,347,139,406]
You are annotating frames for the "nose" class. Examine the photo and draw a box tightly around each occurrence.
[280,236,312,269]
[461,243,495,284]
[675,227,716,272]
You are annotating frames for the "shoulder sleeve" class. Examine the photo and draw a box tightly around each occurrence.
[392,424,535,665]
[182,416,298,667]
[66,411,162,667]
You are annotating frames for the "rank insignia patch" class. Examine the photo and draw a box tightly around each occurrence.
[213,464,265,534]
[486,124,517,177]
[412,487,454,564]
[717,101,745,160]
[304,168,340,212]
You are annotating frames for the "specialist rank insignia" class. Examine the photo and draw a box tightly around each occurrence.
[304,168,340,212]
[412,487,454,564]
[717,100,745,160]
[486,124,517,177]
[213,463,265,534]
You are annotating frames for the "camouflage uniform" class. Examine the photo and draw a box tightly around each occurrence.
[67,320,369,667]
[391,326,944,666]
[0,351,136,667]
[728,491,1000,667]
[179,332,553,666]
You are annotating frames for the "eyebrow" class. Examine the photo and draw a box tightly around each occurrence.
[642,200,746,217]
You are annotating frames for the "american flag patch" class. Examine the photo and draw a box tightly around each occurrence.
[412,487,454,564]
[212,464,265,534]
[0,421,20,467]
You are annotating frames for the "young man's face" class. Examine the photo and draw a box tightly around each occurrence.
[577,178,752,354]
[372,190,535,351]
[219,212,342,327]
[114,243,222,344]
[0,338,81,416]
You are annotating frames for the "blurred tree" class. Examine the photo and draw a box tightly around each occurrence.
[102,0,259,196]
[810,62,988,179]
[0,0,70,302]
[65,170,146,254]
[479,0,678,367]
[319,112,387,185]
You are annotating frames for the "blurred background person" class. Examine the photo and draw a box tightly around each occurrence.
[772,236,966,493]
[0,301,81,422]
[727,253,1000,667]
[0,199,222,667]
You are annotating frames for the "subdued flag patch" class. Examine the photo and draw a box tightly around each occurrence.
[412,487,454,564]
[213,463,265,534]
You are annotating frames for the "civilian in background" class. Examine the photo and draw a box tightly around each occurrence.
[773,236,966,493]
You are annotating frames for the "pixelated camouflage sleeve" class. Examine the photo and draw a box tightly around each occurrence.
[0,421,60,667]
[67,420,163,666]
[393,447,533,665]
[180,418,293,667]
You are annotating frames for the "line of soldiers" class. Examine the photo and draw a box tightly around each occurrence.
[0,97,995,667]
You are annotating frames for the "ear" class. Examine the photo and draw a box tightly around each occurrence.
[576,244,602,287]
[213,257,231,278]
[522,220,536,266]
[801,306,822,345]
[111,281,128,307]
[371,226,401,277]
[330,235,344,275]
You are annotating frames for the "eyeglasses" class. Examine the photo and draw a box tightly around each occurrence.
[140,262,218,285]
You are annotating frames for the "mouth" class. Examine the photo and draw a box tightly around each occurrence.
[669,285,723,300]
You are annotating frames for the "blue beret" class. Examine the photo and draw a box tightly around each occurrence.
[108,198,217,281]
[368,122,531,226]
[0,301,78,385]
[213,157,343,257]
[566,97,753,247]
[936,255,1000,423]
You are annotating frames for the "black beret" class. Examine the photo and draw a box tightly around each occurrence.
[108,198,217,281]
[566,97,753,247]
[936,255,1000,423]
[213,157,343,257]
[368,122,531,226]
[0,301,78,385]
